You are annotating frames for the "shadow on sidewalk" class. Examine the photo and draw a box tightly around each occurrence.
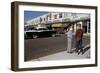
[71,44,90,55]
[83,45,90,54]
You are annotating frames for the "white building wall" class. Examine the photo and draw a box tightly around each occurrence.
[25,12,90,27]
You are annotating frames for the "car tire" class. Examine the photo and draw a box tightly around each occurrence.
[32,35,38,39]
[51,34,56,37]
[25,33,28,39]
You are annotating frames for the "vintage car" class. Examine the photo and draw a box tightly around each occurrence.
[24,27,57,39]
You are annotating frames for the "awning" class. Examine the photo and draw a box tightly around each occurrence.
[52,23,69,28]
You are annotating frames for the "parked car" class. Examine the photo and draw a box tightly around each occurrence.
[24,27,57,39]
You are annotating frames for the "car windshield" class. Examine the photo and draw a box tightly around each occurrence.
[24,27,36,31]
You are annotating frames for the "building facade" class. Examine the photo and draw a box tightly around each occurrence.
[25,12,90,34]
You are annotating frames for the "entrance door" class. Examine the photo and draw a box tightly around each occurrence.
[83,25,87,33]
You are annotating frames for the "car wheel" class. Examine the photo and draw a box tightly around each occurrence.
[24,33,28,39]
[52,34,56,37]
[32,35,38,39]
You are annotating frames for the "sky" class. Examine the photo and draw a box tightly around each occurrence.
[24,11,48,22]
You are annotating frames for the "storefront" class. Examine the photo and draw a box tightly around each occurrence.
[73,20,90,35]
[52,23,69,34]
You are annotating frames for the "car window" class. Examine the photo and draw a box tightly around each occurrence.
[38,28,48,30]
[30,28,35,30]
[28,27,36,30]
[25,27,37,31]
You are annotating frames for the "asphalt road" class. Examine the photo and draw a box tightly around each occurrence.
[24,34,90,61]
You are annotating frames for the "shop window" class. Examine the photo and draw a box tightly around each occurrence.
[44,18,45,21]
[59,13,62,18]
[54,15,57,19]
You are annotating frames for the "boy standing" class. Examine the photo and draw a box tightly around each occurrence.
[66,26,73,53]
[75,24,83,54]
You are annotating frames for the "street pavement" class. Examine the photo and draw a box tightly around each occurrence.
[24,34,90,61]
[30,46,90,61]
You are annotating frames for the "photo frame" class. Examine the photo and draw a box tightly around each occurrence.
[11,1,97,71]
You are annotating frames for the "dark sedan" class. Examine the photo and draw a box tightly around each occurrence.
[24,27,57,39]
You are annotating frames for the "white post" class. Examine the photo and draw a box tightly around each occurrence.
[74,23,76,32]
[81,21,83,29]
[87,21,89,34]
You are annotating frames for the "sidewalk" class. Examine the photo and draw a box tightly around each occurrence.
[30,45,90,61]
